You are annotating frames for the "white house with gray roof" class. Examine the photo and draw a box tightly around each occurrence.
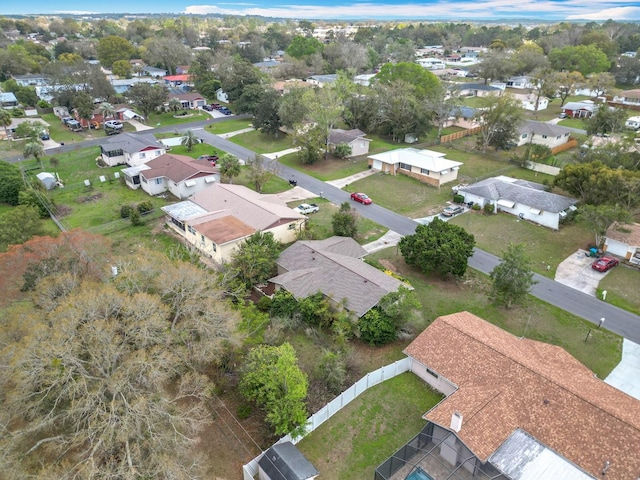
[270,237,409,318]
[328,128,370,157]
[458,176,577,230]
[99,132,166,167]
[517,121,572,149]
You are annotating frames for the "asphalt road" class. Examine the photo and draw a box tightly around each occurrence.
[9,115,640,343]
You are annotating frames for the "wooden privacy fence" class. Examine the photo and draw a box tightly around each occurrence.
[242,357,412,480]
[440,126,482,144]
[550,137,578,155]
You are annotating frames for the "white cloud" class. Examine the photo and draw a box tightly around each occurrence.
[185,1,640,20]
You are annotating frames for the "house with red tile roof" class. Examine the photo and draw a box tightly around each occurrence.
[122,153,218,199]
[160,183,306,263]
[376,312,640,480]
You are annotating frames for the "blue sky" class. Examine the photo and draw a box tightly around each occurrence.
[6,0,640,20]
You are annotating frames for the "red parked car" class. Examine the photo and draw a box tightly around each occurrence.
[591,256,619,272]
[351,192,372,205]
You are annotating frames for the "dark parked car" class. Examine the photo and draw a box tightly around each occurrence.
[40,131,50,140]
[441,205,465,217]
[591,256,619,273]
[202,105,213,111]
[197,154,219,165]
[350,192,372,205]
[219,107,232,115]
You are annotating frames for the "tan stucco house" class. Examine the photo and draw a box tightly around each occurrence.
[368,148,463,187]
[161,183,306,263]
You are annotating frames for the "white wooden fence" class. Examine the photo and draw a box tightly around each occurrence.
[242,357,411,480]
[526,161,561,176]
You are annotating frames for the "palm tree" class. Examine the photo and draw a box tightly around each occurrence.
[180,129,199,152]
[24,141,45,169]
[218,154,241,184]
[98,102,117,121]
[0,108,12,140]
[168,97,182,114]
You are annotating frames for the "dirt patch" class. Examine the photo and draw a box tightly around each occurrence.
[76,192,103,203]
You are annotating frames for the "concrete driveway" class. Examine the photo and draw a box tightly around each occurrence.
[605,339,640,401]
[554,249,610,296]
[270,185,317,203]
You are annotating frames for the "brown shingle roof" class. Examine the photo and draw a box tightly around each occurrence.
[140,153,217,183]
[193,215,255,245]
[606,222,640,247]
[404,312,640,480]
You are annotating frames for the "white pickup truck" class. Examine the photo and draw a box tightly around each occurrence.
[294,203,320,214]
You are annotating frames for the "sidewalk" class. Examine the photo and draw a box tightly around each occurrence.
[126,119,154,131]
[219,127,255,139]
[362,230,403,253]
[264,147,300,159]
[326,168,377,188]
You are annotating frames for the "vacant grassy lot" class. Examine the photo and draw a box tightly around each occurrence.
[205,118,255,134]
[449,212,592,277]
[298,373,443,480]
[597,265,640,316]
[228,130,292,154]
[148,110,211,128]
[288,198,387,245]
[279,152,370,181]
[369,247,621,379]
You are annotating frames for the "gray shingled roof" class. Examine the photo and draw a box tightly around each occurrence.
[270,237,407,317]
[258,442,318,480]
[519,120,573,137]
[100,132,164,154]
[328,128,368,145]
[459,177,576,213]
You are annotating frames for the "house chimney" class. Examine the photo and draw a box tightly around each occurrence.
[450,412,463,432]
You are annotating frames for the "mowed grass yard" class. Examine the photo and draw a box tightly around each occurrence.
[597,265,640,316]
[298,373,443,480]
[449,212,592,277]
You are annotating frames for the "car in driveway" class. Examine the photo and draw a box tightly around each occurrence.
[441,205,465,217]
[197,154,219,165]
[104,120,123,129]
[351,192,372,205]
[39,131,50,140]
[591,256,619,273]
[294,203,320,215]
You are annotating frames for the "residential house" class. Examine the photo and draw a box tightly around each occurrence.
[458,175,577,230]
[625,116,640,130]
[0,92,18,108]
[269,237,408,318]
[353,73,376,86]
[375,311,640,480]
[272,79,313,95]
[328,128,371,157]
[604,222,640,265]
[169,92,206,109]
[517,120,572,149]
[216,88,229,103]
[161,183,306,263]
[175,65,190,75]
[305,74,338,87]
[110,77,158,95]
[3,117,51,139]
[561,100,597,118]
[141,66,167,78]
[258,442,318,480]
[416,58,446,70]
[253,59,281,73]
[368,148,463,187]
[513,92,548,111]
[99,132,166,167]
[12,74,50,87]
[506,75,533,89]
[447,106,481,129]
[612,89,640,106]
[122,153,218,199]
[455,83,503,98]
[163,74,191,87]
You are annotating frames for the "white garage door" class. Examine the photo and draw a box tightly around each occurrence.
[605,239,628,257]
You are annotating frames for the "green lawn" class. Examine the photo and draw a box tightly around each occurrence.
[298,373,443,480]
[147,110,211,128]
[368,247,622,379]
[559,117,588,129]
[288,198,387,245]
[597,265,640,316]
[449,212,592,277]
[227,130,292,154]
[204,118,255,135]
[278,152,370,181]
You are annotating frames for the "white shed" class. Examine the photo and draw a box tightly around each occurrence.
[36,172,57,190]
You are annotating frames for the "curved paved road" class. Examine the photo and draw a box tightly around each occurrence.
[8,116,640,343]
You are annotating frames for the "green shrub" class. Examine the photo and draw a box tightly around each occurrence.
[129,209,143,226]
[359,308,397,346]
[472,204,481,211]
[270,290,298,318]
[37,99,51,109]
[453,194,464,204]
[12,108,25,117]
[256,295,272,312]
[136,200,153,214]
[484,204,495,215]
[120,204,133,218]
[236,404,253,420]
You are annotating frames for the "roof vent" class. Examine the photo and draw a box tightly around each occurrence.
[450,412,463,432]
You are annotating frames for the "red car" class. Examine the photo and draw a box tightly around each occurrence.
[351,192,372,205]
[591,256,619,272]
